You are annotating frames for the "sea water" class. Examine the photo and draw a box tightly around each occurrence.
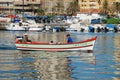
[0,31,120,80]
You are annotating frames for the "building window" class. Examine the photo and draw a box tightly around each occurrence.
[82,4,86,7]
[32,0,34,1]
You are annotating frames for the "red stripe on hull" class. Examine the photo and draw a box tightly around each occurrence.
[15,36,97,45]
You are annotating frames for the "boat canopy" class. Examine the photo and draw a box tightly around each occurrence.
[105,24,115,28]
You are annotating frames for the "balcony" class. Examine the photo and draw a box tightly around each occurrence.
[0,0,14,3]
[81,0,87,2]
[89,6,99,9]
[89,2,97,4]
[27,1,40,4]
[0,6,14,9]
[14,6,38,10]
[89,0,96,2]
[14,1,27,5]
[14,1,40,5]
[81,2,86,4]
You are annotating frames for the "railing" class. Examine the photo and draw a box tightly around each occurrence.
[14,1,40,5]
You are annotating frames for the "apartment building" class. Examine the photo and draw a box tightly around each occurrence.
[0,0,41,15]
[0,0,119,15]
[78,0,117,13]
[41,0,74,14]
[14,0,41,15]
[0,0,14,14]
[78,0,101,13]
[0,0,73,15]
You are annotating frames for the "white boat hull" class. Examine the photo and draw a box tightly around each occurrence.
[29,27,43,31]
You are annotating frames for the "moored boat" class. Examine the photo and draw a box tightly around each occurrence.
[5,19,44,31]
[15,36,97,51]
[6,23,26,31]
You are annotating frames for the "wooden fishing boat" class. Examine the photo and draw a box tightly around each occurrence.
[15,36,97,51]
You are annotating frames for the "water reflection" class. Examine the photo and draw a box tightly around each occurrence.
[20,51,95,80]
[0,50,19,79]
[33,53,71,80]
[0,49,95,80]
[112,35,120,80]
[0,31,120,80]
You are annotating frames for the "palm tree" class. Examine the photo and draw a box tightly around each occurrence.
[97,0,102,5]
[37,8,45,16]
[53,2,64,15]
[66,0,79,16]
[99,0,110,15]
[52,7,56,15]
[112,2,120,15]
[30,4,35,15]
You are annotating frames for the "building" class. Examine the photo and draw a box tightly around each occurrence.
[0,0,14,14]
[0,0,41,15]
[0,0,73,15]
[0,0,119,15]
[41,0,74,15]
[14,0,41,15]
[78,0,117,13]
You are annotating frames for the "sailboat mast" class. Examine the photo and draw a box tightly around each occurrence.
[22,0,24,20]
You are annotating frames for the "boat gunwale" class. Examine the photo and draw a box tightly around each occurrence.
[15,36,97,45]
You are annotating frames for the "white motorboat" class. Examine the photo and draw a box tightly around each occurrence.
[5,20,44,31]
[6,23,26,31]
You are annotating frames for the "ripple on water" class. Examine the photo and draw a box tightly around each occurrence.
[0,31,120,80]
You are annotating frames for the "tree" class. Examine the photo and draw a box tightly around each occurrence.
[97,0,102,5]
[99,0,110,15]
[30,4,35,15]
[66,0,79,16]
[53,2,64,15]
[37,8,45,16]
[112,2,120,15]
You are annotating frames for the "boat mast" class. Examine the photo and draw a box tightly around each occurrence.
[22,0,24,21]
